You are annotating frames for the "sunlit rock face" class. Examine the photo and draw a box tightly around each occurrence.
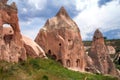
[22,36,47,59]
[35,7,86,71]
[107,46,116,55]
[0,0,47,62]
[0,0,27,62]
[88,29,119,76]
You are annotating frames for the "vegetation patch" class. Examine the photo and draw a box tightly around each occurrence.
[0,58,119,80]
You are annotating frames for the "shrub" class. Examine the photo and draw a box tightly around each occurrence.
[42,75,48,80]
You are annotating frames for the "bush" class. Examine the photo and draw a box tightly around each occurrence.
[116,65,120,70]
[42,75,48,80]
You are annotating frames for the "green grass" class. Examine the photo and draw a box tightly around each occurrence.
[0,58,119,80]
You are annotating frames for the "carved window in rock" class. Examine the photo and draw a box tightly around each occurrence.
[47,50,52,58]
[47,50,57,60]
[3,24,14,44]
[68,39,71,42]
[59,43,61,46]
[66,59,70,67]
[76,59,80,67]
[48,50,51,55]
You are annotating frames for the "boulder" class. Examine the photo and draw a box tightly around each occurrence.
[35,7,86,71]
[22,36,47,58]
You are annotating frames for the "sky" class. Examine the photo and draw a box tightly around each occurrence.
[7,0,120,40]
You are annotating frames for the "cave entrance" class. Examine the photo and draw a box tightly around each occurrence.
[3,24,14,45]
[66,59,70,67]
[76,59,80,67]
[47,50,57,60]
[48,50,51,55]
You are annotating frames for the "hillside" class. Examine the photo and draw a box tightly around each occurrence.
[0,58,119,80]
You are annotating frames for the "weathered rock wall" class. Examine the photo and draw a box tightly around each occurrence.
[88,29,119,76]
[0,0,26,62]
[0,0,46,62]
[35,7,86,71]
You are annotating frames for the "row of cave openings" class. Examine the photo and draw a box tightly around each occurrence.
[48,50,80,67]
[66,59,80,67]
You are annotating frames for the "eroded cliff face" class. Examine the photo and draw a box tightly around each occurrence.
[35,7,86,71]
[0,0,26,62]
[22,36,47,59]
[88,29,119,76]
[0,0,46,62]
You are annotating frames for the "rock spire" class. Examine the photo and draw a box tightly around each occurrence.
[35,7,86,71]
[88,29,118,76]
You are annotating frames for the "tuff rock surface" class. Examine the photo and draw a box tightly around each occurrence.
[22,36,47,59]
[0,0,46,62]
[107,46,116,55]
[0,0,26,62]
[35,7,85,71]
[88,29,118,76]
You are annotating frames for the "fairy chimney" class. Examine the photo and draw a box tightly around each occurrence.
[88,29,118,76]
[35,7,86,71]
[0,0,27,62]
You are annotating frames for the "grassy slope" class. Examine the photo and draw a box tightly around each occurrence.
[0,58,119,80]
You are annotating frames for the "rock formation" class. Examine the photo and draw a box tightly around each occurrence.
[0,0,26,62]
[22,36,47,59]
[0,0,46,62]
[88,29,118,76]
[35,7,85,71]
[2,27,47,61]
[107,46,116,55]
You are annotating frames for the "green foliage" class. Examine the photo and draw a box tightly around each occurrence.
[0,58,119,80]
[116,65,120,70]
[42,75,49,80]
[83,41,92,46]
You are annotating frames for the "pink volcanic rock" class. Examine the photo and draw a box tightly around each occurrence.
[107,46,116,54]
[88,29,119,76]
[0,0,47,62]
[35,7,86,71]
[22,36,47,58]
[0,0,26,62]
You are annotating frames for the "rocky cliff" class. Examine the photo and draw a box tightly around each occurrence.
[88,29,119,76]
[0,0,26,62]
[35,7,86,71]
[0,0,46,62]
